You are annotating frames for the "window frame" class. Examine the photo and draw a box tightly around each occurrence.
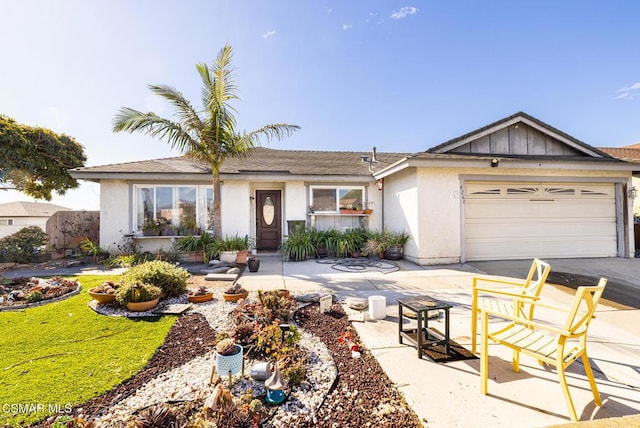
[0,219,14,226]
[132,184,213,233]
[309,185,366,213]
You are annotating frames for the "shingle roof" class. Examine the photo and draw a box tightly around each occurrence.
[0,201,71,217]
[598,147,640,162]
[70,147,410,177]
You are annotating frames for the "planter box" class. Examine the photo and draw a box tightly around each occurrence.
[88,290,116,304]
[223,291,249,302]
[188,293,214,303]
[179,251,204,263]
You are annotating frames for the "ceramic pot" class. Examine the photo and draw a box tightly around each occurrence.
[126,298,159,312]
[220,251,237,263]
[247,258,260,272]
[188,293,213,303]
[215,344,243,376]
[223,291,249,302]
[88,290,117,304]
[385,246,403,260]
[236,250,249,264]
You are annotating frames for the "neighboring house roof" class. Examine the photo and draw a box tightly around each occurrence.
[598,146,640,162]
[0,201,71,217]
[426,111,613,158]
[70,148,410,181]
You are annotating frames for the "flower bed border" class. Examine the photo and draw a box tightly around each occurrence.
[0,283,82,312]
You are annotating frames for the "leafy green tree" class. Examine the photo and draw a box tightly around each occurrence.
[0,115,86,200]
[113,44,299,238]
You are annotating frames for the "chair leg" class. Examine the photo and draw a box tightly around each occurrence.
[471,293,478,354]
[558,363,578,422]
[581,352,603,407]
[480,311,488,395]
[512,350,520,373]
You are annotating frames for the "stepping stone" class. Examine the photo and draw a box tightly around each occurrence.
[205,273,237,281]
[153,304,192,315]
[201,266,229,274]
[345,297,368,310]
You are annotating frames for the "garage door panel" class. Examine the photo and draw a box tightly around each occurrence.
[466,201,615,219]
[466,221,616,239]
[464,182,617,260]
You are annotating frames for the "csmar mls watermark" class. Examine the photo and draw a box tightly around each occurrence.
[2,403,72,414]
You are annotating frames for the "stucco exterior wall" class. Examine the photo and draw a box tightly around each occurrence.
[221,180,251,238]
[382,168,421,262]
[99,179,130,251]
[384,165,634,265]
[284,181,307,223]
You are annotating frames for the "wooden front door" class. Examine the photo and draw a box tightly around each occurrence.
[256,190,282,250]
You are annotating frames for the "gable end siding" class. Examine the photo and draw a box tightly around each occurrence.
[450,123,585,156]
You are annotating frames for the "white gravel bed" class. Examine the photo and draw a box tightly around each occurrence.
[90,291,337,427]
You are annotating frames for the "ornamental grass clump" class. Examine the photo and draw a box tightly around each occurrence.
[122,260,189,297]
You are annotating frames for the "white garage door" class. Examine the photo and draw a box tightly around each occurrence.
[464,182,618,261]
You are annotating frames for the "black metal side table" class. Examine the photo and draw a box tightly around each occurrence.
[398,295,452,359]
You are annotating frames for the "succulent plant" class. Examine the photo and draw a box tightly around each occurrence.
[216,338,238,356]
[225,283,247,295]
[133,404,177,428]
[233,321,256,346]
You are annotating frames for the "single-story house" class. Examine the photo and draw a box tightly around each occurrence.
[70,112,638,264]
[0,201,71,239]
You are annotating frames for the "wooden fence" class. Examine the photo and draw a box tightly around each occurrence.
[46,210,100,251]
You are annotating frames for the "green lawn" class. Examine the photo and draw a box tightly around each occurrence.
[0,275,176,427]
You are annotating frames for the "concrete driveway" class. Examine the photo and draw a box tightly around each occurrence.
[239,256,640,427]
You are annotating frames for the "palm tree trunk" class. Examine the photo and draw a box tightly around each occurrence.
[212,172,222,239]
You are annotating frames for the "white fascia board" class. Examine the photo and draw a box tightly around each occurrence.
[404,158,637,172]
[372,158,411,179]
[69,171,373,183]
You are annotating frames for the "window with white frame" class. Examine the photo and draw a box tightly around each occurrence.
[0,219,13,226]
[133,185,213,232]
[309,186,365,212]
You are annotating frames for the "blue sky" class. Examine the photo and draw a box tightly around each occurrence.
[1,0,639,209]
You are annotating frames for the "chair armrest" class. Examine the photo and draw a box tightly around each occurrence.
[473,287,541,300]
[473,276,528,289]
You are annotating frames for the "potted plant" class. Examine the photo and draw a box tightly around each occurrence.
[188,285,214,303]
[116,280,162,312]
[385,230,410,260]
[280,228,316,261]
[215,338,244,377]
[247,257,260,272]
[223,283,249,302]
[141,218,161,236]
[364,230,388,259]
[88,280,119,304]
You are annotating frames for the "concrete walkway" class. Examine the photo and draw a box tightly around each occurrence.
[238,255,640,427]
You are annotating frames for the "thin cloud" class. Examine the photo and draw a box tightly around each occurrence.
[390,6,418,19]
[262,30,276,39]
[325,7,332,13]
[342,23,353,30]
[615,82,640,100]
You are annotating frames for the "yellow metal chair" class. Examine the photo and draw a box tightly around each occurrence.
[471,258,551,354]
[479,279,607,422]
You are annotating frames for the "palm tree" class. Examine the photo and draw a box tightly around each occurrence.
[113,44,299,238]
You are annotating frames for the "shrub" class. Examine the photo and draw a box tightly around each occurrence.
[122,260,189,297]
[115,281,162,306]
[0,226,48,263]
